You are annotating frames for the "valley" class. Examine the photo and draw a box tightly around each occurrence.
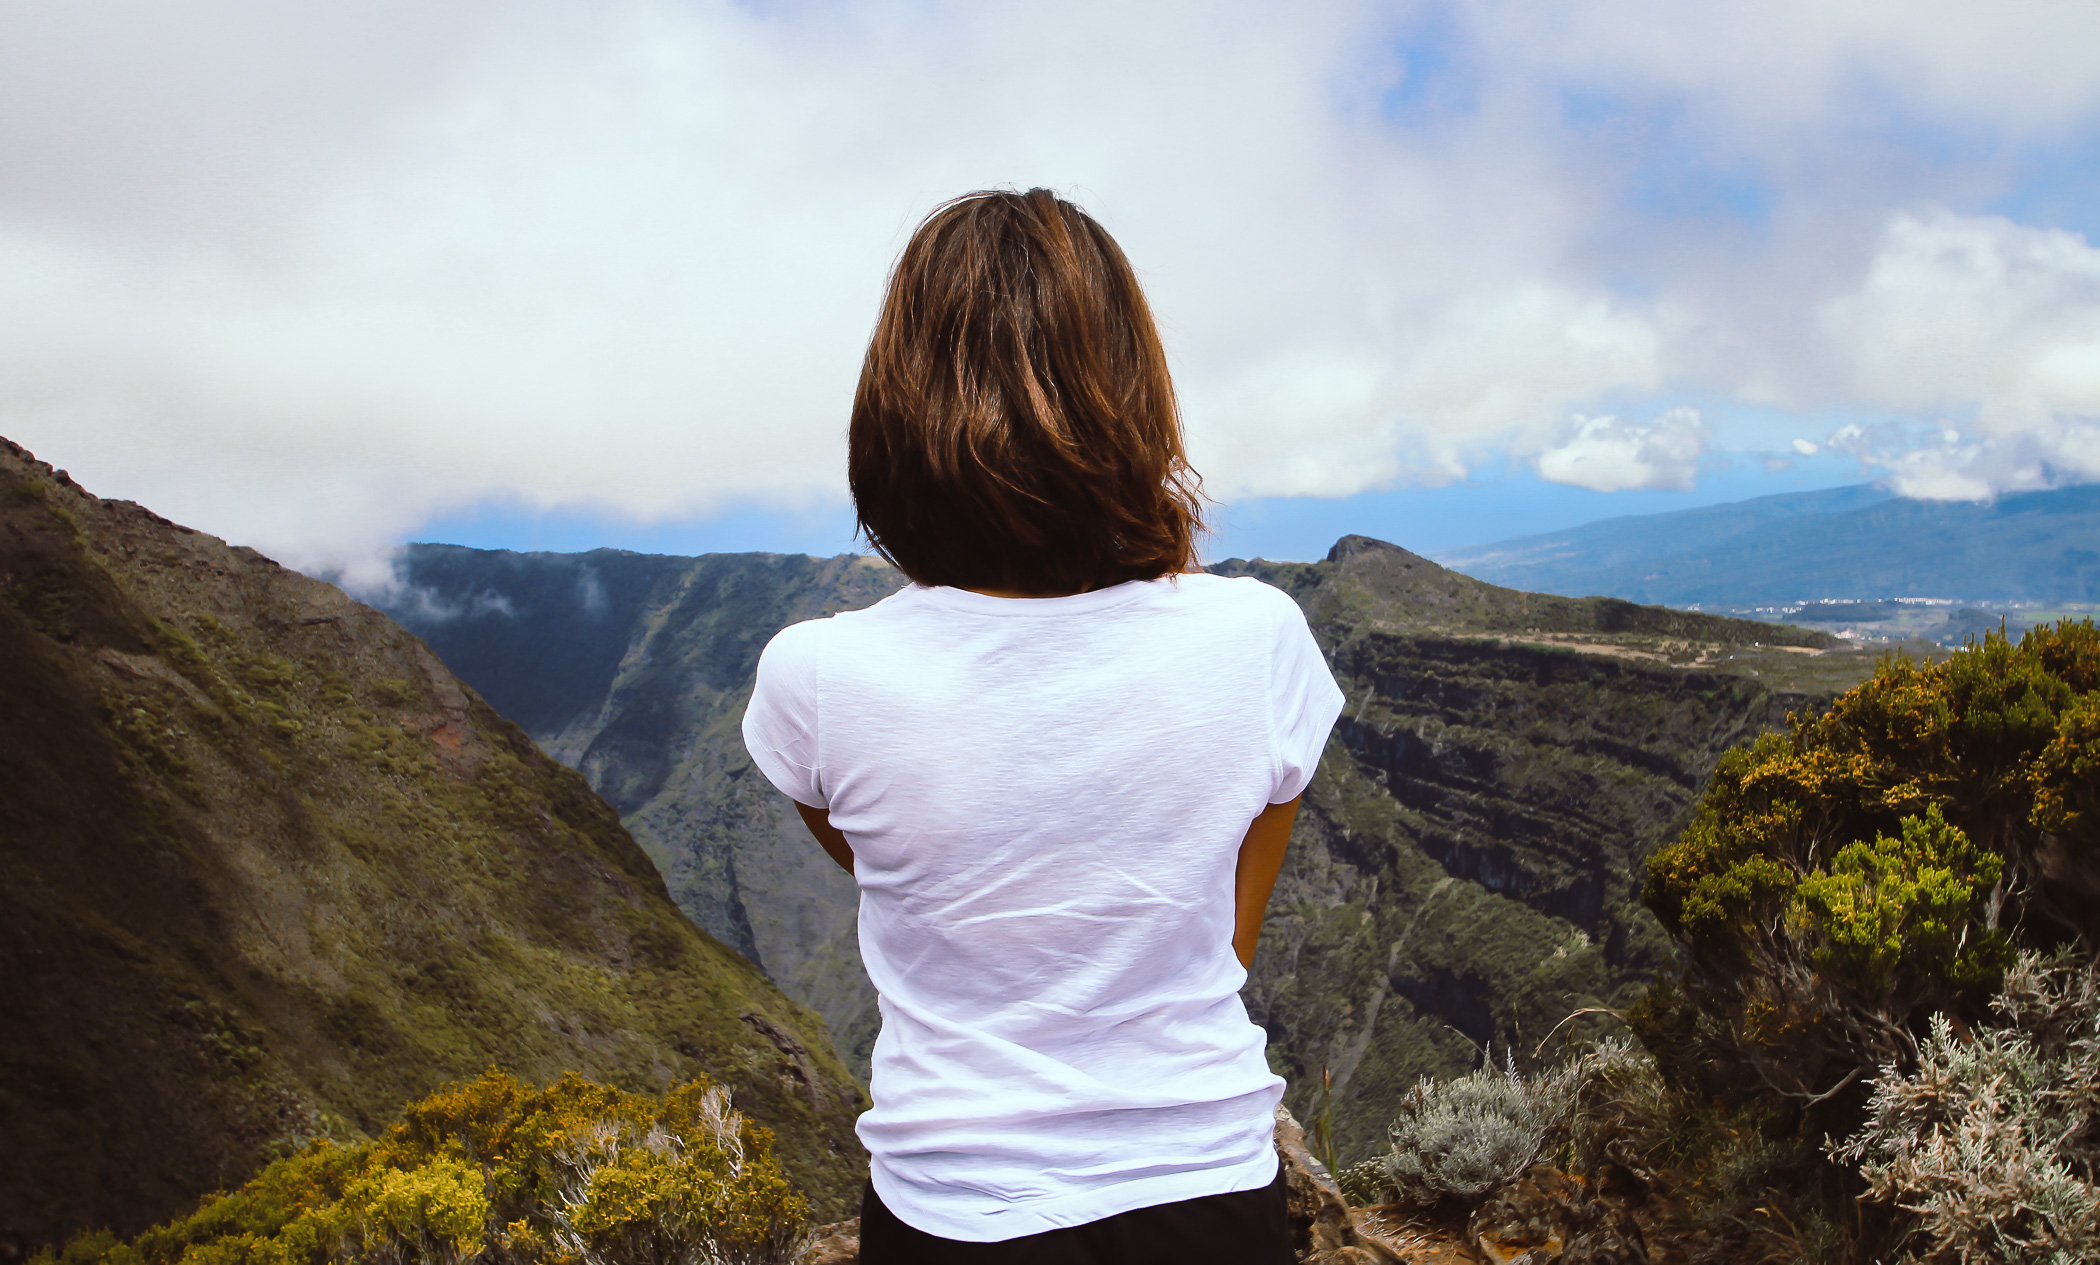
[388,533,1896,1163]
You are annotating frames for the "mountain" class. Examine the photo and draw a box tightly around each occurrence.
[0,441,867,1258]
[389,545,904,1075]
[386,534,1891,1163]
[1437,482,2100,606]
[1210,539,1880,1158]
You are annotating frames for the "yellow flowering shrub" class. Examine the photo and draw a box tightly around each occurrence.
[2033,691,2100,841]
[1637,621,2100,1114]
[33,1073,808,1265]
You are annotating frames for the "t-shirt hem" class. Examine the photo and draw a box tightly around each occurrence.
[867,1147,1281,1243]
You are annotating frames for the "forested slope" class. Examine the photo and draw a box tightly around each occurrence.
[393,545,903,1072]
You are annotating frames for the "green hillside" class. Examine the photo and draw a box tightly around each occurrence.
[0,442,867,1258]
[390,534,1895,1163]
[393,545,904,1074]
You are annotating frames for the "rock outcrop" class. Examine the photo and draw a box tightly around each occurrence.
[1467,1166,1649,1264]
[785,1111,1418,1265]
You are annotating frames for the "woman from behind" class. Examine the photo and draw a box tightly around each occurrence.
[742,188,1344,1264]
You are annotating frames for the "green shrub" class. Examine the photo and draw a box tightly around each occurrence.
[1830,950,2100,1264]
[1556,1038,1862,1263]
[33,1071,808,1265]
[1793,805,2006,1001]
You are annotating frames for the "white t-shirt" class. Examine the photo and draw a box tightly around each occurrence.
[740,572,1344,1242]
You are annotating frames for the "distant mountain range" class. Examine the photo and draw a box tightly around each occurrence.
[1436,483,2100,608]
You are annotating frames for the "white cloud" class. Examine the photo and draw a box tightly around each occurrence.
[1791,438,1820,455]
[2,1,2099,565]
[1,0,1687,564]
[1820,210,2100,497]
[1186,282,1668,498]
[1463,0,2100,132]
[1825,415,2100,503]
[1534,407,1711,492]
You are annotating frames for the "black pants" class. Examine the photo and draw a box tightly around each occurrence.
[858,1169,1295,1265]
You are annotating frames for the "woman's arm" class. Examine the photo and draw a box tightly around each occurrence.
[1233,795,1300,969]
[794,800,855,874]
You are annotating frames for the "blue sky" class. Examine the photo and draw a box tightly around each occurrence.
[3,1,2098,580]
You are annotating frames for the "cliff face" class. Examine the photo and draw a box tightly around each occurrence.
[390,535,1882,1161]
[1214,538,1859,1158]
[394,545,906,1076]
[0,443,867,1257]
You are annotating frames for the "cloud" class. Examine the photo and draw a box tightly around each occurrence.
[337,568,517,624]
[1825,415,2100,503]
[1187,282,1668,498]
[1820,210,2100,497]
[1534,407,1711,492]
[1459,0,2100,132]
[3,1,2100,567]
[2,0,1687,566]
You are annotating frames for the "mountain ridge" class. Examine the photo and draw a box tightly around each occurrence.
[1437,481,2100,605]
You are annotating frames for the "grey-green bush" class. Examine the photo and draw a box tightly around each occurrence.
[1560,1037,1667,1181]
[1830,949,2100,1264]
[1381,1049,1571,1208]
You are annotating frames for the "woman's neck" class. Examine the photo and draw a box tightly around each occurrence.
[963,586,1084,599]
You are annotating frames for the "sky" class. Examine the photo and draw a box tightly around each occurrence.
[5,0,2100,579]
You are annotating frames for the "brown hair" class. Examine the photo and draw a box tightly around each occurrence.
[849,188,1204,594]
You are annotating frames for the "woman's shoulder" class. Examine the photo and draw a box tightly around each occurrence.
[1168,571,1304,622]
[761,587,918,658]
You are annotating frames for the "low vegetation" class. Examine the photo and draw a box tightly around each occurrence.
[1833,949,2100,1264]
[1638,621,2100,1117]
[1378,1050,1571,1208]
[32,1072,810,1265]
[1347,622,2100,1262]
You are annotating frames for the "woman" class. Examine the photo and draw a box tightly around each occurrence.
[742,188,1343,1263]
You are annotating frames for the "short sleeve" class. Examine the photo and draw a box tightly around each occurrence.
[742,620,828,809]
[1267,594,1345,804]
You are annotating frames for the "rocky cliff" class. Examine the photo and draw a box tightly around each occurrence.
[0,442,867,1257]
[391,545,904,1075]
[388,534,1889,1163]
[1215,537,1876,1159]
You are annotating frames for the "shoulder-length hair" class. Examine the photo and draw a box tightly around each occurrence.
[849,188,1204,594]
